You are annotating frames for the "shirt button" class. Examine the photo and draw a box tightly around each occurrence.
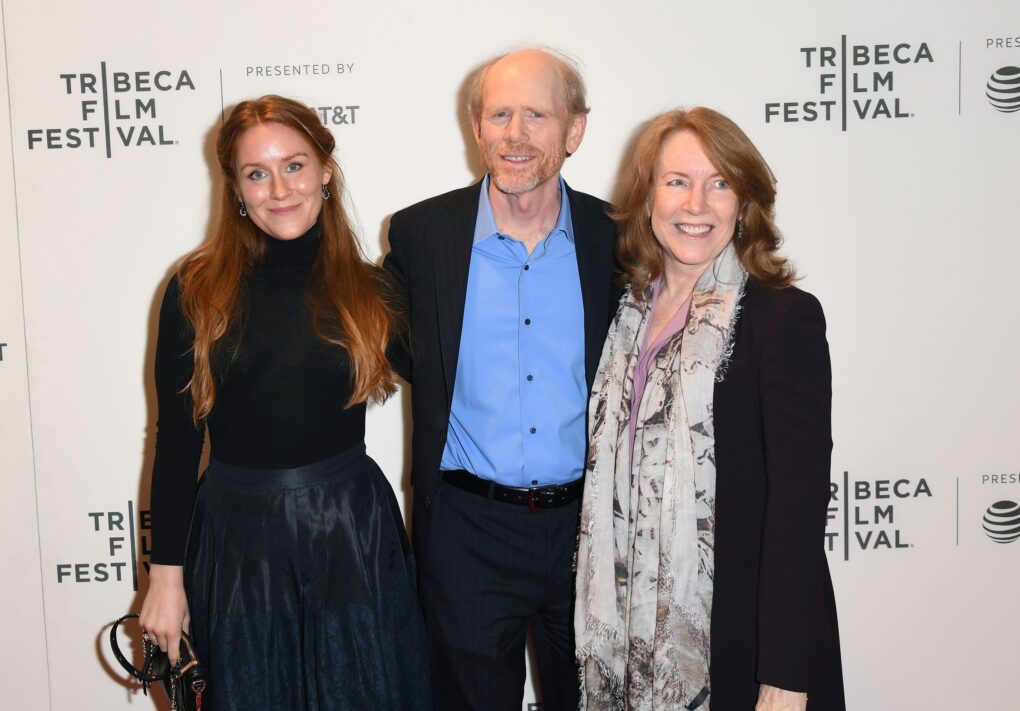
[497,235,505,240]
[531,480,539,486]
[529,427,537,434]
[524,318,531,325]
[527,374,534,381]
[523,264,530,271]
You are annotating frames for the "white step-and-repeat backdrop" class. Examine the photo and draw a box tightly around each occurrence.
[2,1,1018,708]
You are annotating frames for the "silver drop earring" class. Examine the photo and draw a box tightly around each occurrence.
[321,185,331,200]
[238,201,247,217]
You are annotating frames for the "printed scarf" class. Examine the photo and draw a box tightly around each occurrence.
[576,244,746,710]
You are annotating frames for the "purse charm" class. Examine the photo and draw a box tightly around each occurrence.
[169,637,206,711]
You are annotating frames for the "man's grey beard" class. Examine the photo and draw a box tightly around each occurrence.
[491,172,540,195]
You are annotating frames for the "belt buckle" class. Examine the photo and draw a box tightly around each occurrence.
[528,489,540,513]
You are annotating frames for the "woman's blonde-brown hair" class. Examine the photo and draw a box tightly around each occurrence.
[614,107,794,298]
[177,95,402,423]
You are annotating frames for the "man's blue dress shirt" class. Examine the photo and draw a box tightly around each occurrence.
[439,177,586,487]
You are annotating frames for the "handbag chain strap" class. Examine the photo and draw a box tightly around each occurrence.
[110,613,171,685]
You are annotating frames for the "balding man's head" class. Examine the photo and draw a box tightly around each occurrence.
[468,48,590,124]
[468,48,589,195]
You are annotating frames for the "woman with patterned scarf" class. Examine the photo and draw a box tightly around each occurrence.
[575,108,845,711]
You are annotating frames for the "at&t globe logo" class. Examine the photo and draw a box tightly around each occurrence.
[986,66,1020,113]
[982,500,1020,543]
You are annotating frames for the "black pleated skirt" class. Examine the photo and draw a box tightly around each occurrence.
[184,444,431,710]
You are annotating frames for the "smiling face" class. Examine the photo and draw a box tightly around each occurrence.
[472,51,586,196]
[233,122,332,240]
[650,130,740,281]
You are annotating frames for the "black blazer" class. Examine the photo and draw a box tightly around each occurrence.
[710,281,845,710]
[383,180,618,556]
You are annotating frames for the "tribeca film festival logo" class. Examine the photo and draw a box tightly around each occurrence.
[55,501,151,590]
[825,471,933,561]
[26,63,196,157]
[981,472,1020,543]
[764,37,934,130]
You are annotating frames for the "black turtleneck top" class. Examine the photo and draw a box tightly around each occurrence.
[149,224,366,565]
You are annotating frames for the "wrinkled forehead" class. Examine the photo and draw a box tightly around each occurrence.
[480,53,567,112]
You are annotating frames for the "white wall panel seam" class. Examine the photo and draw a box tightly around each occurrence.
[0,0,53,707]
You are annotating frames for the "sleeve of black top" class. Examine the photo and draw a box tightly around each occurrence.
[149,276,205,565]
[382,212,412,384]
[755,290,833,691]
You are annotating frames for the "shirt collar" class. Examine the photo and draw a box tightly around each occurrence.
[474,175,574,245]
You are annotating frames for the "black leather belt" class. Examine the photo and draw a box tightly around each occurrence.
[440,469,583,512]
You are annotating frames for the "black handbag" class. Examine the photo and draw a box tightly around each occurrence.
[109,613,207,711]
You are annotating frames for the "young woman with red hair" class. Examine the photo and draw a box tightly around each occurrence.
[138,95,429,710]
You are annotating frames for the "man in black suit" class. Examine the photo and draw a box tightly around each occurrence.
[383,48,617,710]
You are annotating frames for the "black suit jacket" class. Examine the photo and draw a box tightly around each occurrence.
[710,282,845,710]
[383,180,618,557]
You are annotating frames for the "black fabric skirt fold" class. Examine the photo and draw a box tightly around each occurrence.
[184,444,431,710]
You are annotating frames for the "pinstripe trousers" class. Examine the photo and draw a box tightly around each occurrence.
[419,479,581,711]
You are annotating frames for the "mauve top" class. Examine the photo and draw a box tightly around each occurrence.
[629,282,693,453]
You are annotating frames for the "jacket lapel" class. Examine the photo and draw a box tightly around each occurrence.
[434,181,482,407]
[567,183,610,391]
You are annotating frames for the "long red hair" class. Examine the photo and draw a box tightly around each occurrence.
[177,95,402,422]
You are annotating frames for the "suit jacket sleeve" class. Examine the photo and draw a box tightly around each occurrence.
[755,290,832,691]
[382,212,412,384]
